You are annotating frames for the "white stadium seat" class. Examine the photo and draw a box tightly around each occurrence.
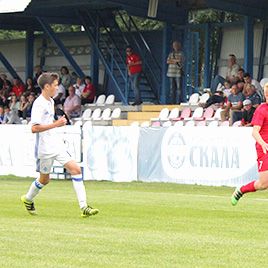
[111,108,121,119]
[199,93,210,104]
[91,108,102,120]
[151,108,169,121]
[105,94,115,105]
[168,108,179,120]
[82,109,92,120]
[189,93,199,105]
[96,94,106,105]
[102,108,112,120]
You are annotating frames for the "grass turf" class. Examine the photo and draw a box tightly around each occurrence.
[0,176,268,268]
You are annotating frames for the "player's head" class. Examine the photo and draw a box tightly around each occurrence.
[37,72,59,97]
[264,83,268,103]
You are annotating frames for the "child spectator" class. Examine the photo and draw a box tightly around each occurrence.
[81,76,96,104]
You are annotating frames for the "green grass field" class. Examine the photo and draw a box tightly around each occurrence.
[1,176,268,268]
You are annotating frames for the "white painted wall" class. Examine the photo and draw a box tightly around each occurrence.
[218,24,266,80]
[0,33,105,83]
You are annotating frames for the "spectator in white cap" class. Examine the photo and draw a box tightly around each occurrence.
[241,99,256,127]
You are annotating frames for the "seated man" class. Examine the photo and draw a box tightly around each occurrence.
[81,76,96,105]
[241,99,256,127]
[211,54,240,93]
[243,72,264,101]
[243,84,261,108]
[63,85,81,118]
[201,89,225,109]
[220,83,244,124]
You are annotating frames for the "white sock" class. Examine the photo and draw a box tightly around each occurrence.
[72,174,87,209]
[25,178,44,201]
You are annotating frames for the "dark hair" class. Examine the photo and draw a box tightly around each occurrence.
[37,72,59,90]
[126,45,133,50]
[60,66,69,74]
[235,79,244,84]
[243,72,251,78]
[84,76,92,82]
[229,54,236,58]
[238,68,245,73]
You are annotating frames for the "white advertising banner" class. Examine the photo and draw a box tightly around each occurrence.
[83,125,139,182]
[0,125,81,177]
[138,126,258,187]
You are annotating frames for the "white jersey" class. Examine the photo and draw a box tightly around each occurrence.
[31,95,65,159]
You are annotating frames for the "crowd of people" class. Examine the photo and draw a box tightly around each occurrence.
[201,54,264,126]
[0,65,96,124]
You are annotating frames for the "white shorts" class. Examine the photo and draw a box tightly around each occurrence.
[36,151,72,174]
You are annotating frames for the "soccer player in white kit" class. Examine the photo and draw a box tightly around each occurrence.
[21,73,99,217]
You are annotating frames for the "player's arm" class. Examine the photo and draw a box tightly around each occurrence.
[252,125,268,154]
[31,116,67,133]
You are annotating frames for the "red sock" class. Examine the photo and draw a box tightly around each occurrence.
[240,181,256,194]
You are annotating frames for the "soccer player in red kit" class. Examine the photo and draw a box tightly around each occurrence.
[231,83,268,205]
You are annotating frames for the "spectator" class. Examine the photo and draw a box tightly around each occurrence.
[25,77,35,95]
[244,84,261,107]
[211,54,240,93]
[167,41,184,104]
[64,85,81,119]
[53,79,66,105]
[25,92,36,118]
[3,106,21,124]
[11,78,25,98]
[60,66,72,90]
[236,79,245,93]
[126,45,143,106]
[0,73,12,96]
[0,90,8,107]
[81,76,96,105]
[243,72,264,101]
[71,72,78,85]
[18,94,29,119]
[33,65,43,86]
[0,106,4,123]
[241,99,256,127]
[73,77,85,97]
[8,93,19,111]
[201,89,225,109]
[237,68,245,81]
[223,81,231,97]
[221,84,244,124]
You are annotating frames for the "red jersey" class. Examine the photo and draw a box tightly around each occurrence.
[83,83,96,102]
[12,85,25,97]
[126,53,142,75]
[251,103,268,156]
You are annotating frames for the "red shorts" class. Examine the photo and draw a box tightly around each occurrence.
[257,152,268,172]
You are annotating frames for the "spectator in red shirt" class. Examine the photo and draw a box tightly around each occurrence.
[126,46,142,106]
[11,78,25,98]
[81,76,96,105]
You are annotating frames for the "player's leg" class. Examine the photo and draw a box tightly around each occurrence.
[21,158,52,214]
[63,159,99,217]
